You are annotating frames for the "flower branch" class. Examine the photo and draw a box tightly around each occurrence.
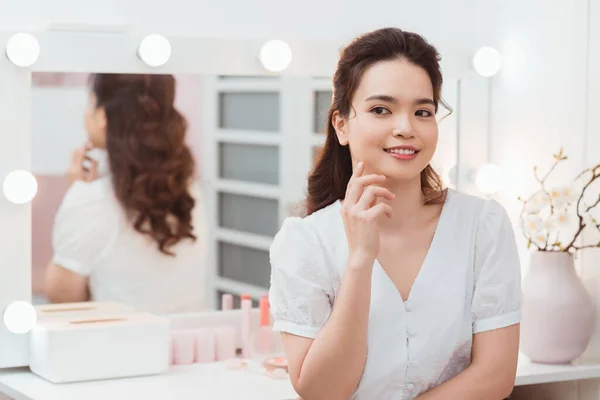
[585,195,600,213]
[564,165,600,252]
[520,148,600,254]
[533,151,563,216]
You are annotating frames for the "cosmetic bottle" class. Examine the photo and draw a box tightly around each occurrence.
[221,293,233,311]
[250,295,285,370]
[240,294,252,358]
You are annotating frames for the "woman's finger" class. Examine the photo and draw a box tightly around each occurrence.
[84,160,99,182]
[345,173,386,206]
[355,186,395,211]
[361,202,393,220]
[71,148,85,166]
[344,162,364,205]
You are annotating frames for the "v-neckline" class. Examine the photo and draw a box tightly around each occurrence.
[375,188,453,304]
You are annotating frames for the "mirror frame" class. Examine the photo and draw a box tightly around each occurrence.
[0,30,490,368]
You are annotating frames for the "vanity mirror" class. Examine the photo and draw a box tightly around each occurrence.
[0,29,485,369]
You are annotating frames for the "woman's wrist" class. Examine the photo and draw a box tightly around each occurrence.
[347,250,376,271]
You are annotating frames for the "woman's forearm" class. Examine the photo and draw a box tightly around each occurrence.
[44,261,90,303]
[417,326,519,400]
[295,257,373,400]
[415,364,514,400]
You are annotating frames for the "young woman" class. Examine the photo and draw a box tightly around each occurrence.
[44,74,207,314]
[269,28,521,399]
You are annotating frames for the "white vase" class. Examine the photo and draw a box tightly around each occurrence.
[520,251,595,364]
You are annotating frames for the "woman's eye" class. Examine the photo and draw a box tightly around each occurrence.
[371,107,390,115]
[416,110,434,117]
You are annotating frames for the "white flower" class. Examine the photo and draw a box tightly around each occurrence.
[530,232,548,248]
[524,192,550,213]
[549,186,577,207]
[543,217,555,231]
[551,209,571,228]
[523,214,545,235]
[538,210,570,239]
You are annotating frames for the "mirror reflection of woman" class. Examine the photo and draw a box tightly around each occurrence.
[44,74,207,314]
[269,28,521,399]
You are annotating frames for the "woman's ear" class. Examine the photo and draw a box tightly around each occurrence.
[332,110,349,146]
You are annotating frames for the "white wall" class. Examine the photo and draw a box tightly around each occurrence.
[579,1,600,399]
[2,0,600,397]
[480,2,596,397]
[32,85,88,174]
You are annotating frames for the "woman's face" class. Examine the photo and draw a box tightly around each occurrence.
[333,58,439,183]
[84,92,107,148]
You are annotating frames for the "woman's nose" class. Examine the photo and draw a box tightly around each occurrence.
[391,116,415,139]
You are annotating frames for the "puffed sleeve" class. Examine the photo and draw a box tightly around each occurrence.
[472,200,522,334]
[269,217,333,339]
[52,181,119,277]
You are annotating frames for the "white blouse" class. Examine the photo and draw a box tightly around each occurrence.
[52,177,207,315]
[268,189,522,399]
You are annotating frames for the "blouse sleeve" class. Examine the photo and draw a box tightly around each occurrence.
[269,217,333,339]
[52,181,119,277]
[472,200,523,334]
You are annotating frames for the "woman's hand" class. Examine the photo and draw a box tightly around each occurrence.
[67,142,98,187]
[341,161,394,267]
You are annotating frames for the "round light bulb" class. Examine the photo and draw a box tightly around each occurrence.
[445,165,458,188]
[3,301,37,334]
[475,163,504,195]
[259,40,292,72]
[137,34,171,67]
[5,33,40,67]
[472,46,501,77]
[2,170,38,204]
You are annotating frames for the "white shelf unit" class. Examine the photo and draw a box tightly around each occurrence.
[201,75,334,308]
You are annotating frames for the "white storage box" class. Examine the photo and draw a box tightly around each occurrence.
[29,312,170,383]
[35,301,136,322]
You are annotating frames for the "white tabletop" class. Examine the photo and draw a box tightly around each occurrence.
[0,362,298,400]
[515,355,600,386]
[3,355,600,399]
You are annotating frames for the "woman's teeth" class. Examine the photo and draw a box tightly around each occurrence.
[385,149,416,155]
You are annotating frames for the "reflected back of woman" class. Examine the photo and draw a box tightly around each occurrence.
[45,74,207,314]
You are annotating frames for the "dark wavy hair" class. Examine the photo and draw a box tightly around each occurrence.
[90,73,196,256]
[306,27,450,215]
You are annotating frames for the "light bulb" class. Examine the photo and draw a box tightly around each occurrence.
[137,34,171,67]
[3,301,37,334]
[2,170,38,204]
[5,33,40,67]
[475,163,504,195]
[259,40,292,72]
[472,47,501,77]
[445,165,458,188]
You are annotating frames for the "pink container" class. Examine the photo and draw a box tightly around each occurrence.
[215,326,236,361]
[171,330,195,365]
[193,328,216,363]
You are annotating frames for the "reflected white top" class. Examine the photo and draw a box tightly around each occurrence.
[268,189,522,399]
[52,177,207,315]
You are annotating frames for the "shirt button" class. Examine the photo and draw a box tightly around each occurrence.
[405,383,414,390]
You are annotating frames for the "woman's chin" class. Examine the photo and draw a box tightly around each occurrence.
[374,163,425,182]
[386,172,423,183]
